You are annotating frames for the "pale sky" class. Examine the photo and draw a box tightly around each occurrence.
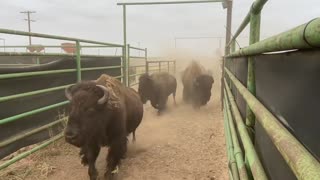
[0,0,319,57]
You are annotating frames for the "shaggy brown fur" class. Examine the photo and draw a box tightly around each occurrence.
[182,61,214,109]
[138,72,177,115]
[64,74,143,180]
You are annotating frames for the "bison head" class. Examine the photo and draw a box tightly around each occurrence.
[193,75,214,105]
[138,73,155,104]
[64,82,109,147]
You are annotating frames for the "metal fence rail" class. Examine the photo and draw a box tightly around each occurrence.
[0,26,176,171]
[0,29,125,170]
[127,44,176,87]
[223,0,320,178]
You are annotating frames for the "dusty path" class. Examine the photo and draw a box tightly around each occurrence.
[49,83,227,180]
[1,85,228,180]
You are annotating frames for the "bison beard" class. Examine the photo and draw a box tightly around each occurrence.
[182,61,214,109]
[138,72,177,115]
[64,74,143,180]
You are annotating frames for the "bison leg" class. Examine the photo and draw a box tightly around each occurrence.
[105,136,127,179]
[173,92,177,106]
[132,131,136,143]
[81,145,100,180]
[183,88,189,103]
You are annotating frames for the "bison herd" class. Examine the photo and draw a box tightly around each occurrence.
[64,61,214,180]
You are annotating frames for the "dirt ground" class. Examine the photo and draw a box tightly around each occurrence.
[1,76,228,180]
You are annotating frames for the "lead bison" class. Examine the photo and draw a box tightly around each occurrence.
[182,61,214,109]
[64,74,143,180]
[138,72,177,115]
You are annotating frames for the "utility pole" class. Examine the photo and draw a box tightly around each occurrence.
[20,11,36,45]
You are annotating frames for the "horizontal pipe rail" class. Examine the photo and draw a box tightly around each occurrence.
[129,46,146,51]
[0,64,35,66]
[129,72,145,77]
[0,52,123,58]
[228,18,320,57]
[223,101,240,180]
[0,84,73,103]
[227,0,268,47]
[148,65,160,68]
[225,68,320,179]
[0,28,123,47]
[114,75,124,79]
[130,82,139,87]
[147,60,175,63]
[130,65,146,68]
[0,101,69,125]
[0,118,65,148]
[0,69,76,80]
[148,69,160,72]
[117,0,223,5]
[0,133,64,170]
[224,79,268,179]
[1,45,117,48]
[81,66,122,72]
[224,93,249,180]
[130,56,146,59]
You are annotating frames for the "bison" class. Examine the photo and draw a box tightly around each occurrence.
[182,61,214,109]
[138,72,177,115]
[64,74,143,180]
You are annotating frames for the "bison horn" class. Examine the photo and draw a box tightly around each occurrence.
[65,85,73,101]
[96,85,109,104]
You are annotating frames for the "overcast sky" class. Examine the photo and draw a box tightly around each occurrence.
[0,0,319,57]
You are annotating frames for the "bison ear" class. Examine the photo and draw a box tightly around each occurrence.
[96,85,109,105]
[65,85,74,101]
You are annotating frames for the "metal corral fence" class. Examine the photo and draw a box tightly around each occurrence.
[127,44,176,87]
[222,0,320,180]
[0,29,175,170]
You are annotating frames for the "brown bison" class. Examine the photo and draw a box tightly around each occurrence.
[182,61,214,109]
[64,74,143,180]
[138,72,177,115]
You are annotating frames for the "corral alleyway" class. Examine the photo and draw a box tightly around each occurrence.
[49,84,227,180]
[1,84,228,180]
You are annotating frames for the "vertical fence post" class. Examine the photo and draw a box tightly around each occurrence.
[75,40,82,82]
[126,44,130,87]
[159,62,161,72]
[145,48,148,74]
[222,0,233,110]
[146,61,149,74]
[173,61,176,74]
[228,40,236,88]
[246,4,262,140]
[122,46,127,85]
[231,40,236,53]
[167,61,170,72]
[122,5,127,85]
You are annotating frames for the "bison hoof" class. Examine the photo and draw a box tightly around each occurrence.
[105,167,119,180]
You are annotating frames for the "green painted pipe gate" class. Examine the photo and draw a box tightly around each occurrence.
[0,29,175,170]
[223,0,320,179]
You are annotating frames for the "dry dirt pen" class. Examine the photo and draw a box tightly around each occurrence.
[0,80,227,180]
